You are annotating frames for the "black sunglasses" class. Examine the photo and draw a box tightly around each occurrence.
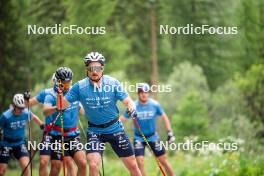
[87,66,104,72]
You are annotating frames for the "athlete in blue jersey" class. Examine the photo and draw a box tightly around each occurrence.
[0,94,43,176]
[56,52,142,176]
[24,73,76,176]
[44,67,86,176]
[120,83,175,176]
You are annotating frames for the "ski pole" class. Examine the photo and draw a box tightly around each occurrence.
[129,113,167,176]
[58,82,66,176]
[25,90,33,176]
[21,112,61,176]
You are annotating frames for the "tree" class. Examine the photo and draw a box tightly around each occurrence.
[236,64,264,125]
[0,0,28,111]
[25,0,67,83]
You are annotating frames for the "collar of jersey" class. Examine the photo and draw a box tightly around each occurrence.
[88,76,105,89]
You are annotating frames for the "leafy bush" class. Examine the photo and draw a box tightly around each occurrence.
[173,90,210,139]
[236,64,264,124]
[159,61,210,116]
[158,62,210,138]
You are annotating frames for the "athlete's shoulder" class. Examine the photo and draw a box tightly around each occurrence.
[149,98,160,106]
[45,89,56,98]
[103,75,120,85]
[45,88,53,94]
[36,88,53,99]
[2,108,13,119]
[78,78,90,89]
[38,89,46,95]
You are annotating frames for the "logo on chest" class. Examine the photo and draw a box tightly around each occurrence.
[10,120,27,129]
[85,96,111,109]
[137,111,155,120]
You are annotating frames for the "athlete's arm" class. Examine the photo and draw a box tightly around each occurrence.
[43,93,58,116]
[79,106,85,116]
[56,95,70,110]
[32,113,44,126]
[161,113,175,143]
[160,113,172,131]
[122,96,135,111]
[24,91,40,107]
[56,82,80,110]
[43,104,57,116]
[28,97,39,107]
[119,115,128,122]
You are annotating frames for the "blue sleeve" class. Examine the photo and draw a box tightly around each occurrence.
[30,112,33,120]
[0,114,6,128]
[123,111,130,119]
[114,79,128,101]
[78,102,82,111]
[35,90,45,103]
[44,94,55,106]
[65,83,80,103]
[156,103,164,117]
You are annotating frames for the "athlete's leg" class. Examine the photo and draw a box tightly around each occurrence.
[73,151,87,176]
[49,137,62,176]
[87,153,101,176]
[39,155,50,176]
[67,135,86,176]
[64,157,75,176]
[86,132,104,176]
[149,140,174,176]
[0,164,7,176]
[121,156,142,176]
[0,146,10,176]
[39,135,52,176]
[134,140,146,176]
[107,131,141,176]
[135,156,145,176]
[13,144,30,176]
[18,156,30,176]
[50,160,62,176]
[157,154,174,176]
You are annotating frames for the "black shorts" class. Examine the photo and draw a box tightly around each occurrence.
[50,135,83,160]
[39,135,52,156]
[86,130,134,157]
[0,144,29,164]
[134,140,165,157]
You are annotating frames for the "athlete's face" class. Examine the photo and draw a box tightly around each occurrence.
[138,91,149,103]
[61,81,72,92]
[86,62,104,82]
[13,106,24,116]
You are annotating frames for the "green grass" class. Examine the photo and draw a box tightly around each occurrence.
[5,152,264,176]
